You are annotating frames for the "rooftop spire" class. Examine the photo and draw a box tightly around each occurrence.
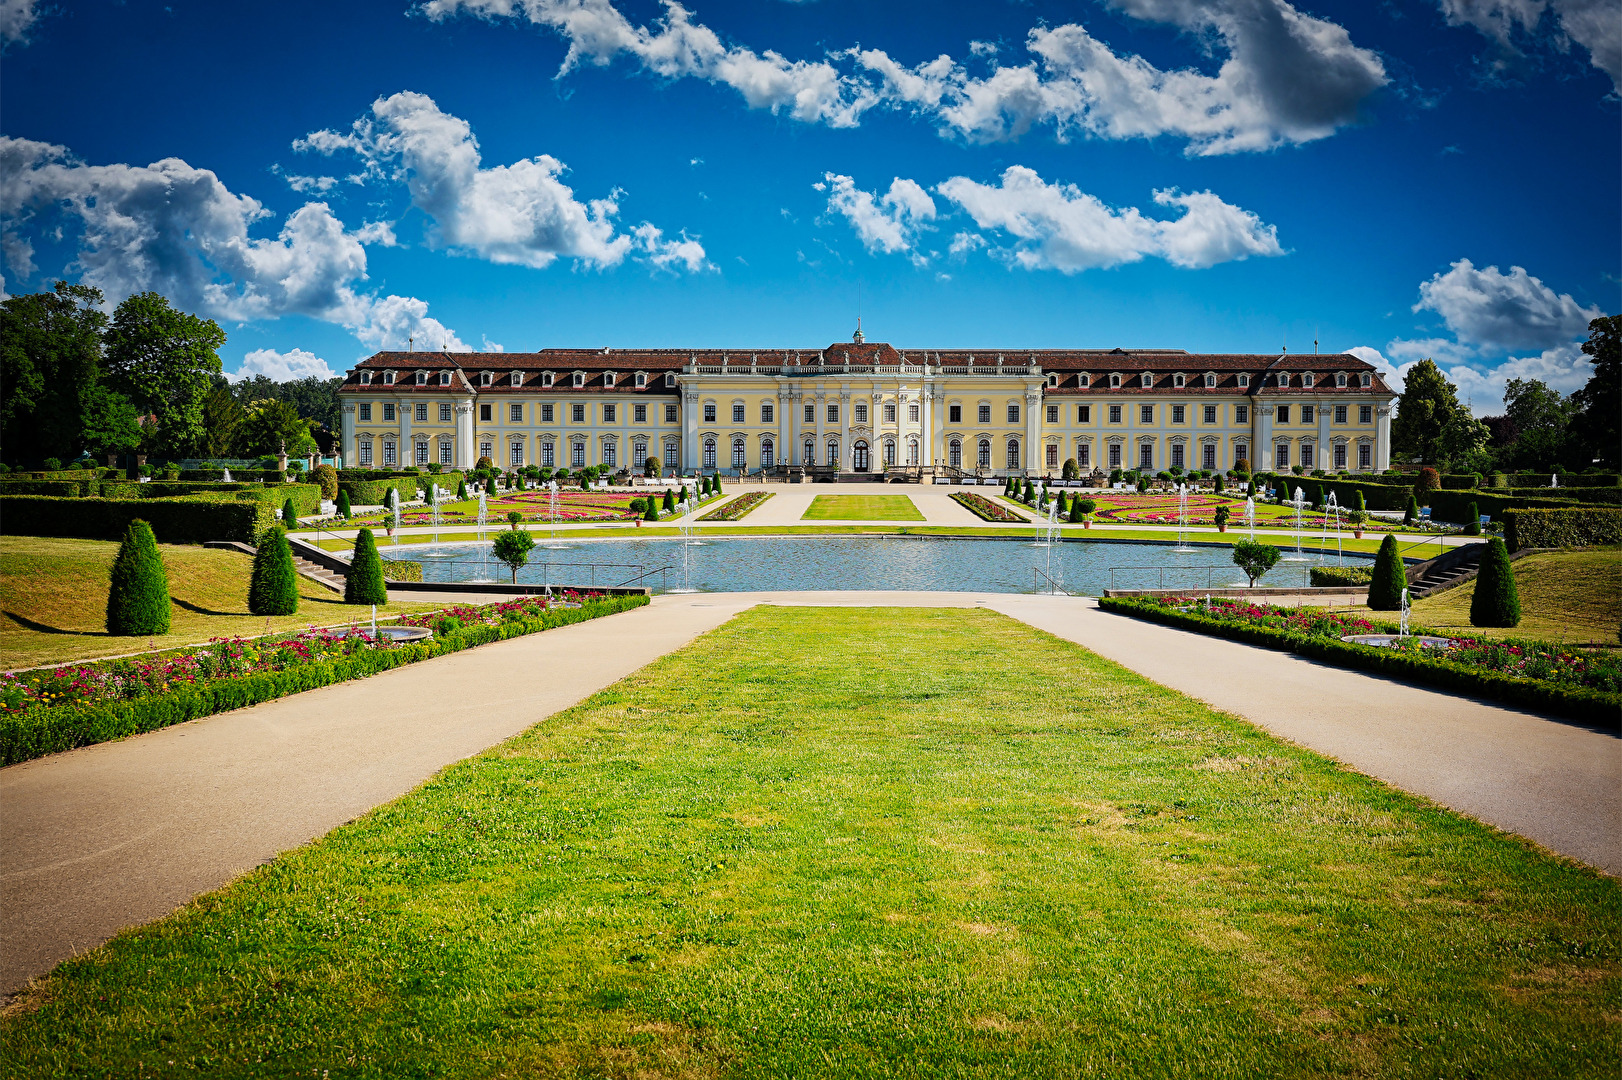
[853,315,864,344]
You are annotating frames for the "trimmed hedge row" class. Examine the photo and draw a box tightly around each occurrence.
[381,560,424,582]
[0,495,275,544]
[1098,597,1620,729]
[1499,487,1622,506]
[0,593,649,765]
[180,468,289,483]
[338,476,422,506]
[1308,565,1373,587]
[1508,473,1620,488]
[1503,508,1622,552]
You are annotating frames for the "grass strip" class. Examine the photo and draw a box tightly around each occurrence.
[0,595,648,765]
[2,607,1615,1077]
[801,494,926,521]
[1098,596,1621,730]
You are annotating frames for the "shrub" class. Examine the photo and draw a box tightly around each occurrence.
[1,494,274,544]
[281,497,298,526]
[663,489,677,512]
[310,463,338,500]
[1416,467,1441,492]
[1404,494,1420,526]
[1310,565,1373,587]
[645,456,661,478]
[431,615,463,637]
[629,497,647,513]
[1062,457,1079,480]
[1230,539,1281,587]
[645,500,659,522]
[1214,505,1230,529]
[457,480,468,500]
[1214,475,1224,494]
[336,489,351,518]
[105,519,171,635]
[1368,534,1406,610]
[1023,479,1036,502]
[345,528,388,605]
[492,529,536,583]
[485,476,498,496]
[505,510,523,528]
[248,526,300,616]
[1463,500,1482,535]
[1503,507,1622,551]
[579,472,590,491]
[381,560,423,582]
[1469,537,1521,628]
[42,457,62,471]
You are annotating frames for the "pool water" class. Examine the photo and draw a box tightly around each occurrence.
[382,536,1372,595]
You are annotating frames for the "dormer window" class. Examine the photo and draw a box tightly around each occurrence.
[1140,372,1153,388]
[1236,374,1249,388]
[664,372,677,388]
[1204,373,1216,388]
[1047,373,1059,387]
[1172,373,1185,388]
[635,372,647,388]
[415,371,427,386]
[1336,372,1347,387]
[1109,374,1122,388]
[510,371,522,387]
[438,371,451,386]
[541,371,554,387]
[1360,373,1372,388]
[604,372,617,387]
[480,371,492,386]
[572,371,585,388]
[1276,373,1290,387]
[1302,373,1315,387]
[360,371,372,385]
[1078,373,1089,387]
[383,371,396,386]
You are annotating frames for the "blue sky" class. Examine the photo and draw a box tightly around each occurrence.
[1,0,1616,413]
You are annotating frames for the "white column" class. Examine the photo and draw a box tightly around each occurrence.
[814,388,825,463]
[682,385,699,473]
[398,397,412,469]
[455,399,474,468]
[1376,403,1392,471]
[1025,388,1041,473]
[920,379,933,470]
[340,403,356,469]
[1257,404,1274,472]
[839,388,851,469]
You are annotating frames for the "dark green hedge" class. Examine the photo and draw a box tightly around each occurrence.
[1098,597,1619,729]
[337,476,421,506]
[0,495,275,544]
[0,480,92,497]
[1313,478,1575,523]
[1499,487,1622,506]
[1503,508,1622,552]
[179,468,288,483]
[1509,473,1620,488]
[0,593,649,765]
[1308,566,1373,586]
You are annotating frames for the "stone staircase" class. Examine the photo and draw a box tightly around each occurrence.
[1405,543,1484,599]
[291,553,345,593]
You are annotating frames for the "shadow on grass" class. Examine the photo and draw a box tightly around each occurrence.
[2,611,103,637]
[170,597,244,617]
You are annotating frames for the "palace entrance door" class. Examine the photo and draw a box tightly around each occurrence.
[852,441,870,472]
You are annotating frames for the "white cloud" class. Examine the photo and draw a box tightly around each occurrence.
[297,90,707,272]
[233,347,338,382]
[935,166,1283,272]
[1414,258,1603,351]
[424,0,1386,156]
[1349,341,1592,415]
[0,134,469,353]
[0,0,40,48]
[821,173,936,254]
[1437,0,1621,88]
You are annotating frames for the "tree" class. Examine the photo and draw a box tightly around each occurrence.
[1062,457,1079,480]
[345,528,388,605]
[104,292,225,457]
[0,282,110,464]
[1214,474,1224,494]
[79,383,144,460]
[1391,359,1488,468]
[1470,537,1520,628]
[1368,534,1405,610]
[645,455,661,478]
[485,476,498,496]
[1231,540,1281,587]
[199,384,246,458]
[248,526,300,616]
[105,519,171,635]
[1070,498,1093,523]
[457,479,468,500]
[1571,315,1620,469]
[579,471,590,491]
[1499,378,1579,470]
[238,399,316,458]
[281,497,299,527]
[311,464,339,500]
[492,529,536,583]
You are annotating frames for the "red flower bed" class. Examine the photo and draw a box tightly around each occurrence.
[952,491,1028,522]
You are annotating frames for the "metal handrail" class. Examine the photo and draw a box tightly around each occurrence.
[1107,566,1232,590]
[1033,567,1070,596]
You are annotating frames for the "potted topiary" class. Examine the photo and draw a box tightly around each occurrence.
[1347,508,1366,539]
[1214,505,1230,533]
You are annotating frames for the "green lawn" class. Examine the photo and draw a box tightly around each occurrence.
[0,537,443,670]
[4,608,1614,1077]
[801,494,926,521]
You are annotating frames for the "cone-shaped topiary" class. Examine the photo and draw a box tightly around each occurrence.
[645,500,659,521]
[336,489,351,518]
[1214,474,1224,494]
[1465,501,1481,535]
[105,518,171,635]
[248,526,300,616]
[345,527,388,605]
[485,476,497,496]
[1404,494,1419,526]
[579,471,590,490]
[1368,533,1406,610]
[457,480,468,500]
[1023,478,1035,503]
[663,489,676,512]
[1470,537,1520,627]
[282,498,298,527]
[1355,490,1366,513]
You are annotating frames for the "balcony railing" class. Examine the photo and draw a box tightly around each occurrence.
[682,363,1040,377]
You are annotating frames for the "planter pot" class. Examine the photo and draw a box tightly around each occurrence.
[1082,520,1092,529]
[1353,529,1363,539]
[1217,523,1227,533]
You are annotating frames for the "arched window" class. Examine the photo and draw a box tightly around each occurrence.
[1047,373,1059,387]
[1336,372,1347,387]
[1360,373,1372,388]
[1277,373,1290,387]
[703,437,717,468]
[1141,372,1152,388]
[826,440,840,467]
[415,371,427,386]
[1237,374,1250,388]
[1172,374,1185,388]
[977,439,991,467]
[803,439,813,465]
[510,371,522,387]
[1302,373,1314,387]
[1006,439,1020,469]
[1109,374,1121,388]
[761,438,775,467]
[1205,373,1216,388]
[883,438,896,466]
[360,371,372,385]
[1078,373,1090,387]
[731,437,746,467]
[907,437,919,465]
[949,439,962,468]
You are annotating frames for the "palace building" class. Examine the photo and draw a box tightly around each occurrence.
[337,329,1396,477]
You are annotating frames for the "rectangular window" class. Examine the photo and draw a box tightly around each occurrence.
[1203,405,1217,425]
[1334,405,1347,423]
[1140,405,1154,424]
[1078,405,1090,423]
[510,403,523,423]
[880,403,892,424]
[479,439,492,461]
[1171,405,1185,424]
[1236,405,1249,424]
[1301,443,1314,469]
[1360,405,1373,424]
[949,404,962,423]
[664,404,678,423]
[1334,443,1346,469]
[635,404,647,423]
[909,404,919,423]
[761,404,773,423]
[703,404,716,423]
[827,404,838,423]
[859,403,872,424]
[1007,405,1020,424]
[1359,443,1371,469]
[572,443,585,467]
[1171,443,1185,469]
[1046,444,1058,468]
[383,441,396,466]
[572,404,586,423]
[1078,444,1090,468]
[805,403,815,424]
[541,442,555,467]
[1276,405,1290,424]
[439,442,453,465]
[1108,443,1121,469]
[439,403,452,422]
[1276,442,1289,469]
[1108,405,1122,424]
[540,403,554,423]
[415,441,429,465]
[664,443,679,467]
[383,403,395,422]
[732,404,746,423]
[359,403,372,422]
[359,441,373,466]
[479,403,491,422]
[1235,442,1248,464]
[1139,443,1153,469]
[415,403,428,422]
[604,444,616,468]
[1302,405,1314,423]
[978,405,991,424]
[1046,405,1059,424]
[604,404,616,423]
[1202,444,1216,471]
[511,442,524,466]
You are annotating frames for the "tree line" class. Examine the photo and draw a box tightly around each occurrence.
[1391,316,1618,474]
[1,282,341,467]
